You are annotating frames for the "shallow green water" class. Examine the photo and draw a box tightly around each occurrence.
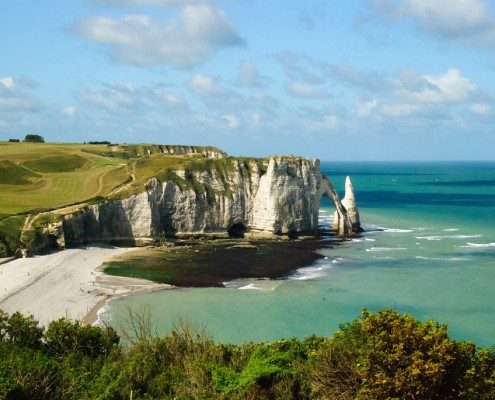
[102,162,495,346]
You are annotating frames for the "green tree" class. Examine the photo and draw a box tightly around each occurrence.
[24,134,44,143]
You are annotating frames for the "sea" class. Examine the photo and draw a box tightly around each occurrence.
[101,162,495,347]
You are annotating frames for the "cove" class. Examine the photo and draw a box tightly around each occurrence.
[101,162,495,347]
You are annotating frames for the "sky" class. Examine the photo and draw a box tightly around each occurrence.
[1,0,494,160]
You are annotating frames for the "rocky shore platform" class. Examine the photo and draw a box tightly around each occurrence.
[103,233,338,287]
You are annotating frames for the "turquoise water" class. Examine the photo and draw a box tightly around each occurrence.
[103,162,495,346]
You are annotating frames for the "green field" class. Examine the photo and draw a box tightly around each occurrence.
[0,142,223,215]
[0,142,130,214]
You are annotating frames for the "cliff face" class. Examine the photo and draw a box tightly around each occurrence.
[251,157,320,233]
[63,157,329,246]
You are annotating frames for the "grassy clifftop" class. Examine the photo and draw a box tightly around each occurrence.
[0,142,264,256]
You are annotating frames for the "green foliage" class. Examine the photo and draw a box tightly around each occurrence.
[1,308,494,400]
[311,319,367,400]
[311,309,493,400]
[460,346,495,399]
[45,318,119,358]
[357,309,470,400]
[0,234,21,257]
[0,344,62,400]
[0,216,24,255]
[20,229,47,253]
[1,312,43,349]
[24,134,44,143]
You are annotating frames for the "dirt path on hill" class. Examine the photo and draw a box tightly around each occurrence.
[108,161,137,197]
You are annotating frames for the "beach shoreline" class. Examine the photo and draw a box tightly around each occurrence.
[0,245,169,327]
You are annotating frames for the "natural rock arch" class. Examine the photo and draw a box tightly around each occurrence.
[319,175,362,237]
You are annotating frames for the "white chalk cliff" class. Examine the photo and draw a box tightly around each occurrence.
[61,155,361,247]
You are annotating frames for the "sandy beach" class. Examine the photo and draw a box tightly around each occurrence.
[0,245,168,326]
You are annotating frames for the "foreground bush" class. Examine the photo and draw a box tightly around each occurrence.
[0,309,494,399]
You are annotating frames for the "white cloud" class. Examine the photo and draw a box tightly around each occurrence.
[249,91,280,112]
[285,82,330,99]
[223,114,240,129]
[188,74,226,96]
[237,61,271,87]
[397,68,478,103]
[77,83,138,112]
[74,4,244,68]
[273,52,326,84]
[372,0,495,50]
[0,76,42,112]
[162,93,185,108]
[76,82,186,113]
[0,77,14,89]
[380,103,420,117]
[187,74,242,109]
[355,99,378,117]
[471,103,491,115]
[62,106,77,118]
[328,61,391,92]
[320,115,339,130]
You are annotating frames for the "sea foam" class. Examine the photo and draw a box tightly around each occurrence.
[366,246,407,252]
[462,242,495,248]
[415,234,481,241]
[414,256,469,261]
[290,265,329,281]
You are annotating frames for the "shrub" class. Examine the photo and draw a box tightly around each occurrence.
[357,309,473,400]
[460,346,495,399]
[213,338,316,399]
[0,241,7,257]
[20,229,47,254]
[0,308,494,399]
[0,345,62,400]
[2,312,43,349]
[311,319,366,400]
[312,309,477,400]
[45,318,119,358]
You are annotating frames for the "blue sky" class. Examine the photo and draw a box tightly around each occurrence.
[1,0,494,160]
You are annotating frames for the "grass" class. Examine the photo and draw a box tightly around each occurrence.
[0,160,40,185]
[22,154,87,173]
[0,142,131,214]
